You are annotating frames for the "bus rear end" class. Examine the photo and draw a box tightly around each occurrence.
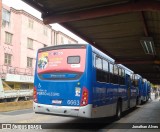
[33,45,92,118]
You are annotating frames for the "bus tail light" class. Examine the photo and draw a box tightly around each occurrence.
[33,87,37,103]
[81,87,88,106]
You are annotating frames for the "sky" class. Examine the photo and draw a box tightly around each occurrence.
[2,0,87,44]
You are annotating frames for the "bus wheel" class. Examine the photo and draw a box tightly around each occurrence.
[116,101,122,120]
[136,97,139,105]
[141,100,143,105]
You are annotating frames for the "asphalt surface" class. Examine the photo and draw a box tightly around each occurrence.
[0,93,159,132]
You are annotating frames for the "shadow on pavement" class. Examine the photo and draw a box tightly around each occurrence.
[43,106,140,131]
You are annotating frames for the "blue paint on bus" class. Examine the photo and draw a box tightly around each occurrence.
[136,75,151,104]
[33,44,138,118]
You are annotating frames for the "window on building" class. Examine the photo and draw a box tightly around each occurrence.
[43,26,48,36]
[2,8,10,27]
[43,44,47,47]
[8,84,14,89]
[61,37,64,44]
[28,19,34,29]
[27,38,33,49]
[5,32,13,44]
[21,84,29,89]
[4,53,12,65]
[27,57,33,67]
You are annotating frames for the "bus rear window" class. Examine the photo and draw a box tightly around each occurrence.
[67,56,80,64]
[37,48,86,74]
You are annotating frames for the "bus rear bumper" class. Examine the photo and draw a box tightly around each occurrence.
[33,102,92,118]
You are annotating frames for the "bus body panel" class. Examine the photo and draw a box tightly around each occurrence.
[35,79,84,106]
[34,44,138,118]
[34,44,93,117]
[138,78,150,103]
[33,102,92,118]
[90,47,137,118]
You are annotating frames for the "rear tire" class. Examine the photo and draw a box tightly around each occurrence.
[136,96,139,105]
[141,100,143,105]
[116,101,122,120]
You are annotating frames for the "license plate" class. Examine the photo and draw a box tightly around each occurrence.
[52,100,62,104]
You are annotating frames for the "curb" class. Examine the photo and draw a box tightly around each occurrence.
[0,101,33,112]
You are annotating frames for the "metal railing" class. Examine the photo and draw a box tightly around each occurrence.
[0,65,34,78]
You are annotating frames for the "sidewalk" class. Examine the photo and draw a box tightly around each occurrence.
[105,94,160,132]
[151,92,159,101]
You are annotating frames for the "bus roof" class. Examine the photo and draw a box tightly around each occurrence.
[38,44,87,53]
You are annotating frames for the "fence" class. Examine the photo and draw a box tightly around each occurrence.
[0,65,34,78]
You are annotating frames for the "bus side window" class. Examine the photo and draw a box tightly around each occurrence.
[121,69,125,85]
[95,56,102,69]
[103,60,109,72]
[109,63,113,73]
[109,63,113,83]
[119,68,122,85]
[133,75,138,87]
[134,75,138,87]
[119,68,122,76]
[113,65,118,75]
[122,69,125,77]
[103,59,109,83]
[131,74,135,87]
[95,56,103,82]
[113,65,119,84]
[135,80,138,87]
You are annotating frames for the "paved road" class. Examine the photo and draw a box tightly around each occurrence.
[0,94,160,132]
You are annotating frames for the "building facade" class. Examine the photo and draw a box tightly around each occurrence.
[0,4,78,90]
[56,31,78,45]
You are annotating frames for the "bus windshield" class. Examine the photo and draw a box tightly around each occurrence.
[37,48,86,74]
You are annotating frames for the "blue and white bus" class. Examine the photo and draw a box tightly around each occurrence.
[142,79,151,102]
[147,81,151,101]
[33,44,138,118]
[132,74,143,104]
[133,74,151,104]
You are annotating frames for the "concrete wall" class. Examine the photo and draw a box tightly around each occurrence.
[56,31,78,45]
